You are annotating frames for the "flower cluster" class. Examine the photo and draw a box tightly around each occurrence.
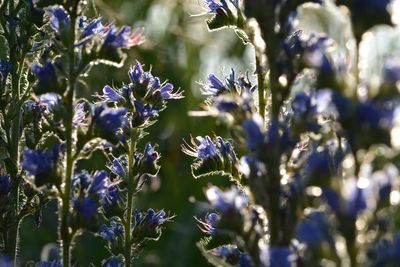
[0,0,178,266]
[186,0,400,266]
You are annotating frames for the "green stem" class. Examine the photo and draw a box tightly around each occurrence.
[255,53,266,122]
[4,0,23,263]
[60,7,78,267]
[124,133,137,267]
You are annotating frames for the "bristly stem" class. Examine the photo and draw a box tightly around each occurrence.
[60,4,78,266]
[245,0,287,246]
[124,131,138,267]
[255,55,266,123]
[5,0,23,263]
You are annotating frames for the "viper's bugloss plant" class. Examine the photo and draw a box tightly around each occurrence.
[185,0,400,266]
[0,0,179,266]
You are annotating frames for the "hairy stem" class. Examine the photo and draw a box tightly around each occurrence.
[124,132,138,267]
[60,6,78,267]
[5,0,23,263]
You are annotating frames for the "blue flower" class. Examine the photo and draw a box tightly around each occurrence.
[345,182,368,219]
[132,209,170,241]
[31,62,60,95]
[110,156,127,177]
[72,170,91,191]
[129,62,143,84]
[197,136,218,159]
[102,185,121,212]
[260,246,293,267]
[93,105,127,134]
[296,210,334,247]
[99,219,124,241]
[143,143,157,162]
[204,0,229,13]
[81,17,105,38]
[103,26,144,49]
[99,85,124,103]
[210,245,252,267]
[242,117,265,151]
[205,186,248,214]
[160,83,183,100]
[202,73,228,96]
[88,170,109,197]
[39,93,61,111]
[0,59,11,83]
[131,101,158,127]
[0,175,11,194]
[73,102,87,126]
[22,145,60,187]
[47,6,70,35]
[74,197,98,220]
[103,257,124,267]
[383,56,400,84]
[39,260,62,267]
[196,212,220,235]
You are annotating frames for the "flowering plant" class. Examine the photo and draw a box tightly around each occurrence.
[185,0,400,266]
[0,0,180,266]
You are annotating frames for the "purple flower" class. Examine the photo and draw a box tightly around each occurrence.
[73,102,87,126]
[133,208,171,241]
[129,62,143,84]
[102,185,121,211]
[242,117,265,151]
[205,186,248,214]
[160,83,183,100]
[103,26,144,49]
[132,101,158,127]
[296,210,334,247]
[210,245,252,267]
[88,170,109,196]
[260,246,293,267]
[94,105,127,133]
[74,197,98,220]
[204,0,229,13]
[47,6,70,35]
[81,17,105,38]
[31,62,59,94]
[39,93,61,111]
[99,219,124,241]
[39,260,61,267]
[22,145,60,187]
[196,213,220,235]
[383,56,400,84]
[99,85,124,103]
[103,258,124,267]
[110,156,127,177]
[197,136,218,159]
[0,175,11,194]
[202,73,228,96]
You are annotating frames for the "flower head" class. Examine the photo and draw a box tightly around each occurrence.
[132,208,171,241]
[99,219,124,241]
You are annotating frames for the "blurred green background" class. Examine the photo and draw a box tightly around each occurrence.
[18,0,255,266]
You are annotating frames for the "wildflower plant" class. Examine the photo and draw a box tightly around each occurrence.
[185,0,400,266]
[0,0,178,266]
